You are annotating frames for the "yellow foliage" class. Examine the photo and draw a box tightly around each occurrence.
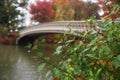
[53,0,74,20]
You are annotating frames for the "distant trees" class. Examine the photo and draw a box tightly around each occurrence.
[0,0,27,35]
[73,0,100,20]
[30,0,55,23]
[0,0,27,27]
[29,0,100,23]
[53,0,75,20]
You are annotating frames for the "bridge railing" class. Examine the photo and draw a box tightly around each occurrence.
[20,20,102,34]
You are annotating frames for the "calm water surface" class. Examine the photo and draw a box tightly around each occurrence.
[0,44,56,80]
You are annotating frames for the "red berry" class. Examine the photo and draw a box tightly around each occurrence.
[74,74,85,80]
[89,21,93,25]
[53,77,61,80]
[98,28,101,33]
[97,44,101,47]
[76,41,80,44]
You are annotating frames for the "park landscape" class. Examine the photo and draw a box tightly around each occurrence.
[0,0,120,80]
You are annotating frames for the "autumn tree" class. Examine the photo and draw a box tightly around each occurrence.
[30,0,100,22]
[53,0,100,20]
[73,0,100,20]
[53,0,75,20]
[29,0,55,23]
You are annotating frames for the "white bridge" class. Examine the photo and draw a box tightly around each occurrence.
[17,21,102,45]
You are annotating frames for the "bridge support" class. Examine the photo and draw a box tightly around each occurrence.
[17,36,36,46]
[17,33,55,46]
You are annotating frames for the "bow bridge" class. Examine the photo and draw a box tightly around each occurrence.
[17,21,101,45]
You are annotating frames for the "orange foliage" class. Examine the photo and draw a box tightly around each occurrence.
[30,0,100,22]
[53,0,74,20]
[53,0,72,6]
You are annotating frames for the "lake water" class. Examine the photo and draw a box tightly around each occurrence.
[0,44,56,80]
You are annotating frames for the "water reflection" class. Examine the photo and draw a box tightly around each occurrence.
[0,44,53,80]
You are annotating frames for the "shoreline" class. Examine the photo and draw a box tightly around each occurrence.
[0,35,18,45]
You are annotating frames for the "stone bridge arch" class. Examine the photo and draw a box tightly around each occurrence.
[17,21,102,45]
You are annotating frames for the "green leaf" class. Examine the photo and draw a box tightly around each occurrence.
[37,52,43,58]
[73,47,77,51]
[38,76,42,80]
[66,46,73,53]
[37,63,46,72]
[25,43,32,49]
[32,45,38,50]
[57,46,63,50]
[65,40,74,43]
[67,58,72,62]
[113,55,120,69]
[45,70,51,77]
[95,68,102,77]
[41,38,46,43]
[83,48,89,53]
[53,68,61,77]
[92,46,97,51]
[86,54,98,59]
[89,70,94,77]
[54,46,63,55]
[91,30,97,35]
[44,57,50,62]
[90,38,97,45]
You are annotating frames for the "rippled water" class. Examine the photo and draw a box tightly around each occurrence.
[0,44,55,80]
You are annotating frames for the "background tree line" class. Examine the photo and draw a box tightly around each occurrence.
[29,0,100,23]
[0,0,28,44]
